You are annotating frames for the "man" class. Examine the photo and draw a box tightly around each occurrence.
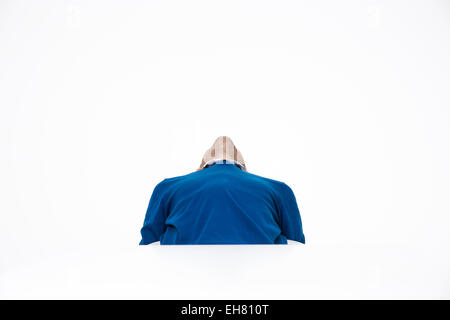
[139,136,305,245]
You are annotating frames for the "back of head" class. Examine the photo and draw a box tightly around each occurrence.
[199,136,247,171]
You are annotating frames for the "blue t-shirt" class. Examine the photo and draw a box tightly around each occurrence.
[139,163,305,245]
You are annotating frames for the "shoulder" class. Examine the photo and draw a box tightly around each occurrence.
[240,170,286,186]
[153,170,201,191]
[241,171,293,193]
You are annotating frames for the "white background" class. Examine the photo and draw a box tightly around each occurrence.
[1,0,450,299]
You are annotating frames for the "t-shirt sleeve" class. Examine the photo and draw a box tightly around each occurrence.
[276,183,305,244]
[139,180,168,245]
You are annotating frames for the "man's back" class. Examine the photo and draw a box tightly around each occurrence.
[139,162,305,245]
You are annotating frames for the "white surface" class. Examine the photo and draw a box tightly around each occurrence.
[2,243,446,299]
[1,0,450,299]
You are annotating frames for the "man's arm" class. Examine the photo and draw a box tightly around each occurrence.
[139,180,168,245]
